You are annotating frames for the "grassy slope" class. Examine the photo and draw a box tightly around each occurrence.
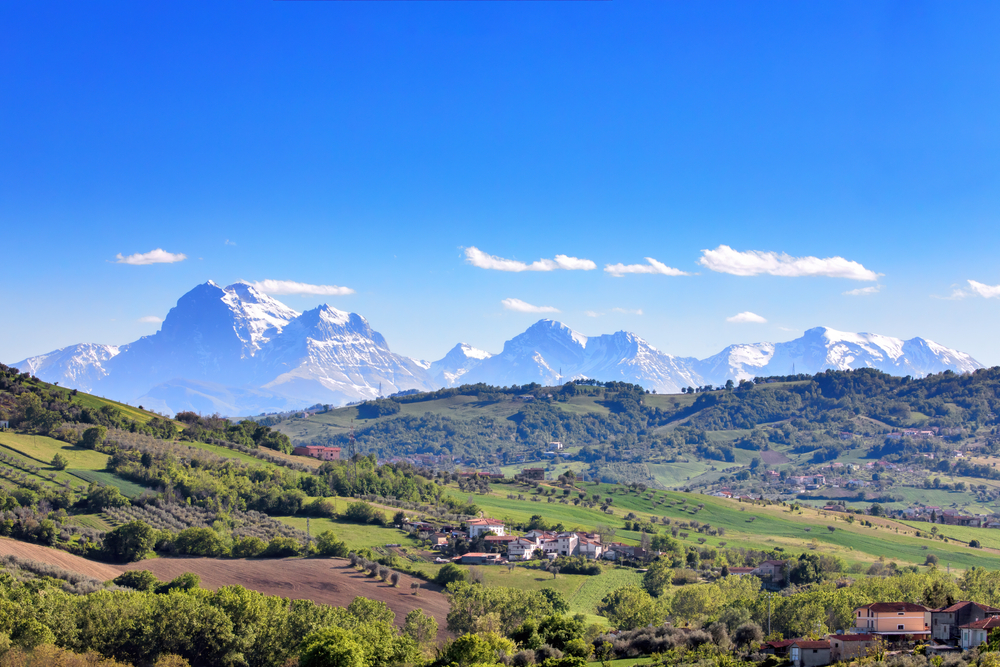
[436,481,1000,572]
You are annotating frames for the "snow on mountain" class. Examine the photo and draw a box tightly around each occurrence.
[695,326,983,385]
[255,304,437,405]
[429,343,493,387]
[460,320,702,393]
[9,280,985,416]
[13,343,122,393]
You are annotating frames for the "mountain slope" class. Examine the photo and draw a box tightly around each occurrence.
[10,282,984,416]
[12,343,121,393]
[429,343,492,387]
[696,326,983,385]
[460,320,703,393]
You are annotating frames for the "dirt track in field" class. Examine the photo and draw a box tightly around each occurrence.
[0,539,450,640]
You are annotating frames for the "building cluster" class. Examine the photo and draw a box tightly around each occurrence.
[404,516,650,564]
[765,600,1000,666]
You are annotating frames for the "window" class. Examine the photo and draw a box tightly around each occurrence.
[898,612,904,616]
[898,625,904,630]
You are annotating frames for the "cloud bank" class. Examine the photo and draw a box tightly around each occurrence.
[252,280,355,296]
[465,247,596,272]
[726,311,767,323]
[501,298,560,313]
[699,245,879,281]
[115,249,187,265]
[604,257,689,277]
[137,316,163,323]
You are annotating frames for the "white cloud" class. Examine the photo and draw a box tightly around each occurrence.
[604,257,689,277]
[844,285,882,296]
[252,279,355,296]
[727,311,767,324]
[612,308,644,315]
[501,298,560,313]
[967,280,1000,298]
[115,249,187,265]
[225,239,236,246]
[584,311,602,317]
[465,247,596,272]
[698,245,879,281]
[137,316,163,324]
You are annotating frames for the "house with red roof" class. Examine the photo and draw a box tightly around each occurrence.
[788,639,831,667]
[931,600,1000,644]
[960,616,1000,649]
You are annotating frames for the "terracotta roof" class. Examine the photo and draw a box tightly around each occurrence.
[936,601,1000,613]
[467,518,505,526]
[857,602,929,613]
[960,617,1000,630]
[764,640,798,649]
[791,640,831,650]
[835,634,876,642]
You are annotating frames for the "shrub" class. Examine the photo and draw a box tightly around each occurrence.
[230,536,267,558]
[174,527,228,558]
[263,536,302,558]
[112,569,160,592]
[435,563,467,586]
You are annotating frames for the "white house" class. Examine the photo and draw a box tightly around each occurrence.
[466,518,506,538]
[507,537,539,560]
[577,536,603,559]
[961,617,1000,649]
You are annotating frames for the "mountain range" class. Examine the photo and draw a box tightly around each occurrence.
[11,281,984,416]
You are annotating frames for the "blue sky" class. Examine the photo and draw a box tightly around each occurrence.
[3,1,1000,366]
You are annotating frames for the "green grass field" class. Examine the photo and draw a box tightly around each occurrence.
[69,470,150,498]
[429,479,1000,572]
[0,432,110,470]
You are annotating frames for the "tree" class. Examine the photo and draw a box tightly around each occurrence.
[440,632,516,667]
[436,563,467,586]
[174,527,228,557]
[402,609,438,647]
[539,588,570,614]
[81,426,108,450]
[733,622,764,648]
[597,586,662,630]
[315,530,349,557]
[300,626,367,667]
[103,520,155,563]
[50,453,68,471]
[642,558,673,597]
[85,483,129,511]
[113,569,160,591]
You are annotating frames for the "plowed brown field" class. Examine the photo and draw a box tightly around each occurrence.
[0,539,449,640]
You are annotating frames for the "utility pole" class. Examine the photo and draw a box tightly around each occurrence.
[768,593,772,636]
[349,420,358,486]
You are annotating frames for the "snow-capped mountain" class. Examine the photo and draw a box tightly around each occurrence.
[13,281,438,414]
[429,343,493,387]
[695,326,983,385]
[255,304,437,406]
[13,343,121,393]
[96,281,298,400]
[460,320,702,393]
[10,281,985,416]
